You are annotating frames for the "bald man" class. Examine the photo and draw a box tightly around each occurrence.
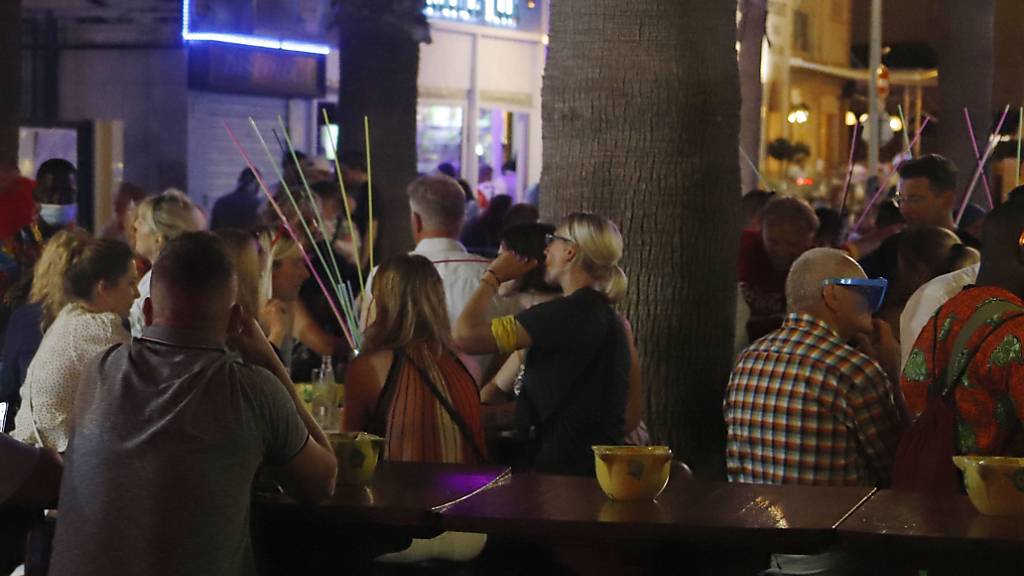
[726,247,904,487]
[50,232,336,576]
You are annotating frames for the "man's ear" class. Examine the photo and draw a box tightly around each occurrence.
[411,211,423,234]
[143,297,154,327]
[227,302,244,335]
[821,284,841,315]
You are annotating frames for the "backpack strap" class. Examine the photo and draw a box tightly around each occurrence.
[935,300,1024,397]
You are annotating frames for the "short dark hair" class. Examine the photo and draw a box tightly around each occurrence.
[65,239,134,301]
[500,222,559,294]
[437,163,457,178]
[151,232,236,316]
[338,150,367,172]
[761,196,818,233]
[898,154,958,194]
[310,180,340,201]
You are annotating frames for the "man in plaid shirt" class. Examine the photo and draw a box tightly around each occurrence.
[725,248,906,486]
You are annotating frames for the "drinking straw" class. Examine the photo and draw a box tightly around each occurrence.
[963,108,995,208]
[276,116,347,303]
[957,105,1011,226]
[248,119,345,309]
[1017,107,1023,189]
[850,117,930,236]
[838,122,861,218]
[897,104,911,152]
[364,115,375,270]
[739,147,771,191]
[322,109,366,294]
[223,121,356,350]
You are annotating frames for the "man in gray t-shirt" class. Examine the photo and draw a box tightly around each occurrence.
[50,232,337,576]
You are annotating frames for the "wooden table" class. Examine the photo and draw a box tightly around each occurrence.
[440,472,874,553]
[837,489,1024,571]
[256,461,511,527]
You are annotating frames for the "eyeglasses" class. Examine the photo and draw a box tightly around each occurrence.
[821,277,888,313]
[545,233,574,246]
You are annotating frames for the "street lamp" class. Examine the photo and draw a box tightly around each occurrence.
[787,104,810,125]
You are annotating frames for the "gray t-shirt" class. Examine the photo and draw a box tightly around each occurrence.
[50,326,309,576]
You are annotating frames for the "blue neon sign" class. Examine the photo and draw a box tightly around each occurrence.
[182,0,332,55]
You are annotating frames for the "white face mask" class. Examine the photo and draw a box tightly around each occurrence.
[38,203,78,227]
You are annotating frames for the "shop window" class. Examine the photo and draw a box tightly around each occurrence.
[417,105,464,175]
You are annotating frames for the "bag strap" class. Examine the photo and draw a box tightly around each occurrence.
[406,353,488,463]
[935,300,1024,397]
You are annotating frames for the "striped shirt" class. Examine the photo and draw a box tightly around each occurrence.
[724,313,901,486]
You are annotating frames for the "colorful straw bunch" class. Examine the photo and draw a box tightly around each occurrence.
[223,114,378,354]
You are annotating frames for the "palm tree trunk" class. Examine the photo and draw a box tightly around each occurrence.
[738,0,767,193]
[0,0,20,167]
[336,11,421,261]
[939,0,994,206]
[541,0,741,478]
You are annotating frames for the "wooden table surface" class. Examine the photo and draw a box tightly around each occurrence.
[837,489,1024,568]
[440,472,874,553]
[255,461,511,527]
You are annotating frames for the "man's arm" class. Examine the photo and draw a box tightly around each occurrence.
[229,312,337,502]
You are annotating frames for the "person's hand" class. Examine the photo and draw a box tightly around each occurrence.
[229,307,282,371]
[261,298,289,343]
[487,251,538,284]
[855,319,900,378]
[850,223,904,258]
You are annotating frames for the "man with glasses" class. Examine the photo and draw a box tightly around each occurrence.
[726,247,905,486]
[860,154,978,281]
[726,247,906,575]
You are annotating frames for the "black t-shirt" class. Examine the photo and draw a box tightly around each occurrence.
[514,287,630,475]
[859,227,979,282]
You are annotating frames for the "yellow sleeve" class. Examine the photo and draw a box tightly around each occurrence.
[490,315,520,355]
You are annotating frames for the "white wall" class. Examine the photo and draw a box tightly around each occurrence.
[59,49,190,196]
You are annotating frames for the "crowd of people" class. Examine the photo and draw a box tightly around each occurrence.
[0,146,1022,574]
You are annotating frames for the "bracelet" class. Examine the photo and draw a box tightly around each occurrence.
[481,270,501,289]
[481,268,501,286]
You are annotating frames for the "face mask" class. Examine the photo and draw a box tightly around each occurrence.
[38,203,78,227]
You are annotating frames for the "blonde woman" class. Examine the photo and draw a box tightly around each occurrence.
[213,228,269,318]
[345,254,486,464]
[1,229,90,429]
[129,189,206,336]
[454,212,631,475]
[261,235,344,369]
[13,239,138,451]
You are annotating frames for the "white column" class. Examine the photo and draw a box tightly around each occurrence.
[868,0,882,177]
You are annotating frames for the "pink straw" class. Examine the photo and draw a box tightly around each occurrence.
[956,105,1011,226]
[838,122,861,218]
[850,117,931,236]
[223,121,356,350]
[963,108,995,209]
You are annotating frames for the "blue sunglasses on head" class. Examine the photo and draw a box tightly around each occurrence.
[821,277,888,313]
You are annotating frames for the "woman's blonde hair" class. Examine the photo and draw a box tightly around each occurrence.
[270,233,303,265]
[558,212,628,303]
[135,189,204,243]
[29,228,92,331]
[214,228,265,316]
[363,254,451,356]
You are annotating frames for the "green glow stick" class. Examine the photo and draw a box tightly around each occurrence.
[248,118,345,308]
[322,109,366,294]
[364,115,375,270]
[277,116,346,306]
[898,104,911,154]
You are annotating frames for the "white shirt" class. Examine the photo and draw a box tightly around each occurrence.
[12,302,130,451]
[129,270,152,338]
[899,263,979,370]
[361,238,513,382]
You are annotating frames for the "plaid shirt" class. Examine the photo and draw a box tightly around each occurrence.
[725,313,902,486]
